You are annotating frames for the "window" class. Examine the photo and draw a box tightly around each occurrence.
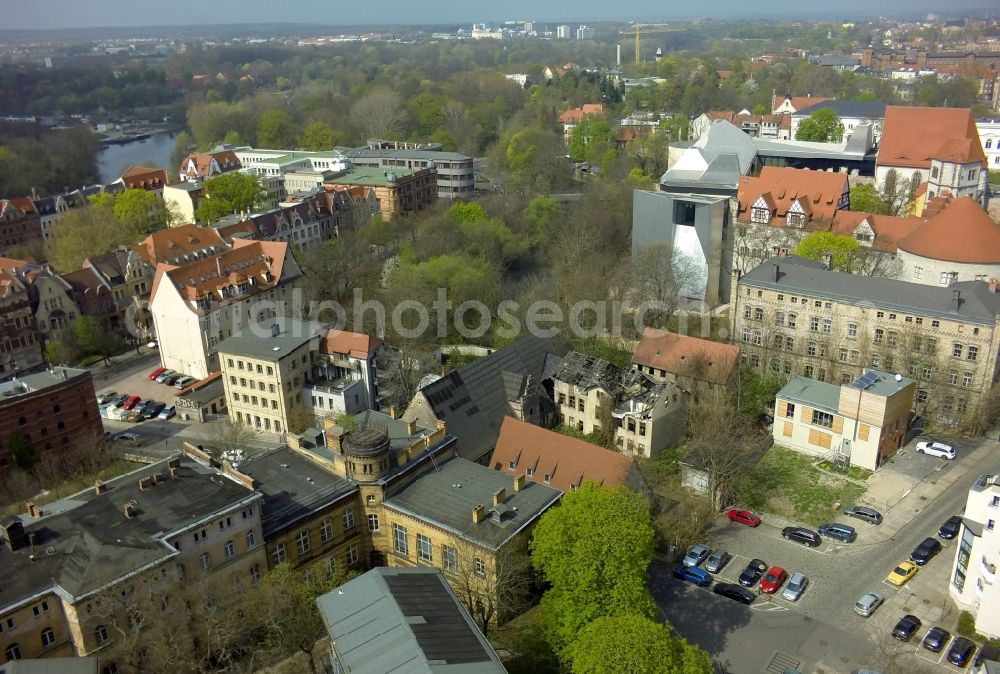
[393,524,409,556]
[926,338,937,353]
[967,346,978,362]
[443,545,458,572]
[822,318,832,334]
[963,372,973,388]
[246,531,256,548]
[674,200,696,226]
[95,625,109,645]
[296,530,310,556]
[787,313,797,328]
[639,422,647,437]
[224,540,236,559]
[417,534,433,562]
[923,367,933,380]
[850,350,859,364]
[273,542,286,565]
[751,206,770,223]
[940,271,957,286]
[343,508,355,530]
[775,311,785,326]
[887,331,898,346]
[847,323,857,338]
[989,520,996,531]
[320,518,333,543]
[785,336,794,351]
[752,329,762,346]
[754,307,764,321]
[742,327,751,343]
[871,354,880,368]
[809,316,819,332]
[250,563,262,584]
[785,403,795,418]
[917,389,928,404]
[953,343,963,358]
[807,342,817,356]
[804,365,814,378]
[474,558,486,577]
[838,347,849,362]
[744,305,752,319]
[950,370,959,385]
[41,627,55,648]
[874,328,884,344]
[200,553,211,570]
[367,514,380,533]
[347,543,359,565]
[811,410,834,428]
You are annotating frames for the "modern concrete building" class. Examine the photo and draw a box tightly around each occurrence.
[949,471,1000,640]
[341,142,475,200]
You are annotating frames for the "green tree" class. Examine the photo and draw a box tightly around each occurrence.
[794,108,845,142]
[794,231,861,271]
[47,197,142,272]
[42,335,78,365]
[568,117,614,163]
[8,432,36,471]
[530,483,657,659]
[849,183,893,214]
[300,121,340,151]
[447,202,488,224]
[113,187,167,234]
[73,315,121,365]
[195,173,267,223]
[257,108,295,148]
[571,615,713,674]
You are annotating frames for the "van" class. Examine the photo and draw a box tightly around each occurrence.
[781,526,821,547]
[818,523,856,543]
[844,505,883,525]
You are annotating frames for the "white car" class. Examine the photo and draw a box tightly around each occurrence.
[915,440,956,459]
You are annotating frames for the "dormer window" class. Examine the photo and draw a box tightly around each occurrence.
[751,207,770,223]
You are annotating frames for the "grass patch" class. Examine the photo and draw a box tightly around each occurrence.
[575,339,634,369]
[0,459,144,517]
[817,461,873,481]
[740,447,866,526]
[551,424,614,450]
[957,610,1000,648]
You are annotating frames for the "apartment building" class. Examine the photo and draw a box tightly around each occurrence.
[162,181,205,223]
[790,100,887,144]
[16,265,80,346]
[0,367,102,475]
[214,193,334,252]
[773,370,914,470]
[323,166,436,220]
[149,238,303,379]
[949,472,1000,640]
[0,198,42,257]
[0,456,267,670]
[0,258,42,377]
[341,143,475,200]
[731,255,1000,426]
[177,149,242,182]
[309,330,381,415]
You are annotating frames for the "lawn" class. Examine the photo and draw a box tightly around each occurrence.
[740,447,867,526]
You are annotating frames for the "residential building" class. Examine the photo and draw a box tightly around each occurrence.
[558,103,603,141]
[491,416,646,492]
[773,370,914,470]
[977,118,1000,170]
[556,25,570,39]
[214,194,334,251]
[948,471,1000,640]
[162,181,205,224]
[731,255,1000,426]
[876,106,988,205]
[311,329,381,413]
[177,149,242,182]
[402,335,560,463]
[829,210,923,258]
[317,567,508,674]
[323,184,380,230]
[773,94,834,115]
[0,456,266,669]
[691,111,791,141]
[631,327,741,392]
[0,198,42,257]
[790,100,887,144]
[19,265,79,346]
[323,166,436,220]
[119,165,168,198]
[576,25,595,40]
[0,258,42,377]
[60,268,117,334]
[341,142,476,200]
[148,238,303,379]
[861,47,1000,74]
[0,366,102,474]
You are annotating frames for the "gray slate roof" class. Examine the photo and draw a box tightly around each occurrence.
[317,567,508,674]
[776,376,842,413]
[740,256,1000,325]
[384,457,561,550]
[793,100,886,119]
[215,318,325,361]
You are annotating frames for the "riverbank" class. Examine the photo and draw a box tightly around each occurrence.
[97,126,172,146]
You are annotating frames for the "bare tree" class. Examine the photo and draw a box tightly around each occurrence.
[206,419,262,462]
[630,242,706,328]
[449,543,534,637]
[350,87,408,140]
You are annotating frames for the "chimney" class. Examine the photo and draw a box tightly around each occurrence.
[436,420,447,433]
[94,481,106,495]
[388,406,397,419]
[472,504,487,524]
[216,256,224,277]
[26,502,41,518]
[406,419,416,435]
[123,503,136,519]
[773,264,781,283]
[139,477,155,490]
[989,278,999,294]
[514,474,526,491]
[953,289,962,310]
[492,488,506,507]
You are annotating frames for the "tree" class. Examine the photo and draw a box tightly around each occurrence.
[795,231,860,271]
[350,87,408,140]
[568,117,614,163]
[571,615,713,674]
[300,121,340,150]
[43,335,78,365]
[194,172,267,223]
[205,419,261,462]
[74,315,121,365]
[795,108,845,142]
[8,432,35,471]
[631,243,707,327]
[113,187,168,234]
[257,108,296,148]
[47,198,142,273]
[530,483,657,658]
[450,544,533,637]
[850,183,893,215]
[287,403,315,434]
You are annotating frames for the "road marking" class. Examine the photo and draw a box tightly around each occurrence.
[752,603,789,612]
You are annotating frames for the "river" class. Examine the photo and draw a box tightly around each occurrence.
[97,132,177,184]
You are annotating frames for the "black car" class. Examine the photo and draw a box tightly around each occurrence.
[910,537,943,565]
[713,583,754,605]
[947,636,976,667]
[782,526,821,547]
[738,558,768,587]
[141,402,166,420]
[939,514,963,540]
[892,614,922,641]
[922,626,950,653]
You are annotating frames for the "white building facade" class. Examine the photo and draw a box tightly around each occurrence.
[949,472,1000,639]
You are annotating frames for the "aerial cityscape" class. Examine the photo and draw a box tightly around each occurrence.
[2,5,1000,674]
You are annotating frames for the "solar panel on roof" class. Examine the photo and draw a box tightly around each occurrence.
[852,371,879,390]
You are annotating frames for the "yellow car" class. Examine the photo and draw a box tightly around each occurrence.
[887,561,918,586]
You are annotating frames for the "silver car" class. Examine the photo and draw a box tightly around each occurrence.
[854,592,884,617]
[782,572,808,602]
[682,544,711,567]
[705,549,731,573]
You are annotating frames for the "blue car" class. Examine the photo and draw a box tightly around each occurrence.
[672,564,711,588]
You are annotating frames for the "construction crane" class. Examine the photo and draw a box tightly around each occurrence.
[624,23,680,64]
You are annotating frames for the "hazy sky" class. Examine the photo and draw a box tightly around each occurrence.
[2,0,995,30]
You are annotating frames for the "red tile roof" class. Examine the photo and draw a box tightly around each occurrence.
[737,167,849,226]
[121,165,169,190]
[134,224,226,265]
[877,106,986,170]
[319,330,381,359]
[491,417,641,493]
[773,95,833,113]
[0,197,39,218]
[631,328,741,386]
[178,150,242,180]
[831,211,924,252]
[897,197,1000,264]
[559,103,603,124]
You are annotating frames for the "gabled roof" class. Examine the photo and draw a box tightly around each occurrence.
[559,103,603,124]
[179,150,241,179]
[0,197,39,218]
[877,106,986,169]
[773,95,834,113]
[830,211,923,252]
[737,166,849,226]
[491,417,643,493]
[897,197,1000,264]
[134,224,227,265]
[792,99,887,119]
[61,267,109,297]
[631,328,741,386]
[120,165,168,191]
[320,330,381,359]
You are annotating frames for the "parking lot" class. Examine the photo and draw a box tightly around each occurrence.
[96,365,188,413]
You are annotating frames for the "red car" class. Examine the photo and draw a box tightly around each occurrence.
[759,566,788,594]
[149,367,168,380]
[122,395,142,410]
[727,509,762,527]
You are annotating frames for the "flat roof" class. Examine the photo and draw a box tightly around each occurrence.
[341,147,472,162]
[216,318,325,361]
[0,367,90,400]
[777,376,842,413]
[323,166,426,187]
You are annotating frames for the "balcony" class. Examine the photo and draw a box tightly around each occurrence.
[982,557,997,585]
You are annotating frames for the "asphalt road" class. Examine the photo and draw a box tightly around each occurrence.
[652,441,988,674]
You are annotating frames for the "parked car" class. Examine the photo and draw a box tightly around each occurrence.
[844,505,883,525]
[782,572,808,602]
[974,644,1000,668]
[126,410,143,423]
[782,526,821,547]
[739,559,768,588]
[726,509,761,527]
[892,614,922,642]
[705,549,731,574]
[915,440,956,459]
[922,626,950,653]
[174,375,195,389]
[713,583,754,605]
[155,369,176,383]
[759,566,788,594]
[947,636,976,667]
[818,523,856,543]
[939,514,963,540]
[96,390,117,405]
[142,402,166,420]
[122,395,141,410]
[886,561,918,586]
[116,431,141,443]
[109,394,128,408]
[148,367,167,380]
[672,564,711,588]
[910,537,942,565]
[854,592,884,617]
[162,373,181,385]
[158,405,176,420]
[683,544,711,567]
